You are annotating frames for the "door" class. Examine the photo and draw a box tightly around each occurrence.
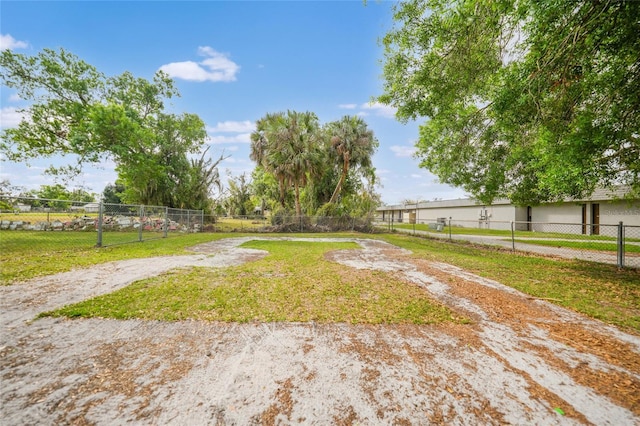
[581,204,587,234]
[591,203,600,235]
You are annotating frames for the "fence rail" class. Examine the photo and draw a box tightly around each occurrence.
[2,196,637,268]
[380,217,640,269]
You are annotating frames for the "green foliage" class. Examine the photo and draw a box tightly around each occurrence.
[250,110,323,216]
[250,111,380,217]
[226,173,253,216]
[379,0,640,204]
[102,181,126,204]
[0,48,221,210]
[324,115,379,204]
[270,206,296,225]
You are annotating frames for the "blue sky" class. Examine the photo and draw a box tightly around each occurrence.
[1,0,467,205]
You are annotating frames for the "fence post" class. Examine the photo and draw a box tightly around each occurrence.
[617,221,625,268]
[448,217,452,241]
[164,207,169,238]
[511,221,515,252]
[96,201,104,247]
[138,205,144,242]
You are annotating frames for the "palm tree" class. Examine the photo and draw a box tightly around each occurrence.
[325,115,378,204]
[250,110,322,216]
[251,112,287,208]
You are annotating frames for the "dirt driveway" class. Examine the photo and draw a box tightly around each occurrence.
[1,237,639,425]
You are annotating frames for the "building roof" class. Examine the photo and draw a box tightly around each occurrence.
[377,186,637,211]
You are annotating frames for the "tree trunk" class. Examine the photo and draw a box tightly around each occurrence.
[329,154,350,204]
[294,182,302,217]
[278,177,286,208]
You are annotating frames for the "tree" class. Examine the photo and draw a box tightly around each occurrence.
[225,173,252,216]
[174,147,225,214]
[116,112,208,206]
[1,48,216,208]
[250,110,322,216]
[378,0,640,204]
[102,181,126,204]
[0,180,23,198]
[324,115,378,204]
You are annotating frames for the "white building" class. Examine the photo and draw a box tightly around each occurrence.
[377,187,640,237]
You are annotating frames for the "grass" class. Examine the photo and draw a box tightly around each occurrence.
[43,240,460,325]
[4,229,639,331]
[512,239,640,253]
[206,217,269,232]
[0,231,233,285]
[390,222,635,241]
[379,233,640,332]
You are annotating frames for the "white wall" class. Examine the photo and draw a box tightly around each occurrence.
[600,201,640,226]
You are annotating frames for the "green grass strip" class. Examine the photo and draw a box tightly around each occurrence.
[42,240,461,325]
[512,239,640,253]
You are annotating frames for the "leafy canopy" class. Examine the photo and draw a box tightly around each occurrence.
[1,48,222,210]
[378,0,640,204]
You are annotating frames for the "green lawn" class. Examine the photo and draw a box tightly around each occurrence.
[3,230,638,331]
[512,239,640,253]
[42,240,460,325]
[0,231,231,285]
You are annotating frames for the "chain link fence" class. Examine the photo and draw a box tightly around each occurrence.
[379,217,640,269]
[0,197,203,249]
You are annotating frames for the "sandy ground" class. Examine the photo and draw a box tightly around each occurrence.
[1,237,639,425]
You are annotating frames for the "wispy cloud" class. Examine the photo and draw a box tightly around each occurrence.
[0,107,25,128]
[159,46,240,82]
[0,34,28,51]
[209,133,252,144]
[339,101,397,119]
[207,120,255,133]
[361,101,396,118]
[390,145,416,158]
[8,94,22,102]
[206,119,254,145]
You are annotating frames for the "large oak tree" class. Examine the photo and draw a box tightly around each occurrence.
[378,0,640,204]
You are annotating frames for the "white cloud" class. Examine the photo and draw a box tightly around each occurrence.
[338,103,357,109]
[390,145,416,158]
[0,107,26,128]
[159,46,240,82]
[207,120,255,133]
[8,94,22,102]
[411,174,423,179]
[208,133,251,144]
[0,34,28,51]
[361,101,397,118]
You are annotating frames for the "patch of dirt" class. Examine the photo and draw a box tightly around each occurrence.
[1,236,639,425]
